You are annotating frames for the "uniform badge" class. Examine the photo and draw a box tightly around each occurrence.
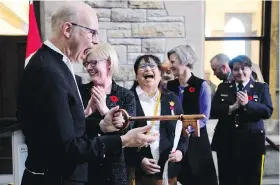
[250,84,254,88]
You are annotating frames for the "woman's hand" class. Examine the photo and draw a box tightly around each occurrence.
[91,86,109,116]
[168,150,183,162]
[140,158,161,174]
[228,100,240,114]
[237,90,249,106]
[84,96,96,117]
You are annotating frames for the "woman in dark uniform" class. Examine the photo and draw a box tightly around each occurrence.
[167,45,218,185]
[79,43,136,185]
[211,55,273,185]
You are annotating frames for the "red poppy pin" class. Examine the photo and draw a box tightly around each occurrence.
[248,96,253,101]
[110,95,119,103]
[189,87,195,93]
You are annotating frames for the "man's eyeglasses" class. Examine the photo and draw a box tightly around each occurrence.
[139,63,157,70]
[70,22,98,39]
[83,59,106,68]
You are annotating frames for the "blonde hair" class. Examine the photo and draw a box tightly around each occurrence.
[86,43,119,77]
[251,63,264,82]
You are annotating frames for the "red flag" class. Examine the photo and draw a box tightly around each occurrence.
[25,0,41,66]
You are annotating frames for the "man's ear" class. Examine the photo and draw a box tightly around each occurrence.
[62,22,72,39]
[221,64,226,72]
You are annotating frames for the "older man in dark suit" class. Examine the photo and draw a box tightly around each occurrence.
[17,3,157,185]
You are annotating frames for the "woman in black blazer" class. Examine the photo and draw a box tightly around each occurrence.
[128,54,189,185]
[167,45,218,185]
[79,43,136,185]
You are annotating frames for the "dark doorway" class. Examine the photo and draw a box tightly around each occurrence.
[0,36,26,118]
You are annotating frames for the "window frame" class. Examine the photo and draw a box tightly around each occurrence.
[205,1,272,84]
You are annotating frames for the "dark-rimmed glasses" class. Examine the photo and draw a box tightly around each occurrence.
[138,63,157,70]
[83,59,106,68]
[70,22,98,39]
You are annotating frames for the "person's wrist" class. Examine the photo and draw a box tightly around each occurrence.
[120,135,130,148]
[99,106,109,116]
[99,120,106,132]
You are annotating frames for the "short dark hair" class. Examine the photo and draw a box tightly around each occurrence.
[210,53,230,64]
[133,54,161,75]
[229,55,252,69]
[131,54,162,90]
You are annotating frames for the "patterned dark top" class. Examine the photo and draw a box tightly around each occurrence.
[79,80,136,185]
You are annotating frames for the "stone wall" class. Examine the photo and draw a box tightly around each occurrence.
[40,1,205,88]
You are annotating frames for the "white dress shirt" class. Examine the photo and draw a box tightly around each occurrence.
[44,40,83,106]
[136,86,161,162]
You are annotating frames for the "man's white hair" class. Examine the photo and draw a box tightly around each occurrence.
[51,3,80,33]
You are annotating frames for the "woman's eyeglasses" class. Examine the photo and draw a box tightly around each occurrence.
[139,63,157,70]
[83,59,105,68]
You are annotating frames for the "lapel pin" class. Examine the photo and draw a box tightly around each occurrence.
[250,84,254,88]
[253,95,258,98]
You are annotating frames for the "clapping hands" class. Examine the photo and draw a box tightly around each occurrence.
[236,90,249,106]
[91,86,109,116]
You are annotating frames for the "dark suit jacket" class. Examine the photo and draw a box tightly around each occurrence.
[17,44,123,184]
[211,80,273,155]
[128,88,188,179]
[75,75,83,85]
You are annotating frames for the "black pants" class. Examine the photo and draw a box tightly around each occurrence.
[21,169,84,185]
[217,150,264,185]
[178,127,218,185]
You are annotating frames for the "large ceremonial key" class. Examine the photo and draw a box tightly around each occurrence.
[119,109,204,137]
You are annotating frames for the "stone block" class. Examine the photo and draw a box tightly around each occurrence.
[112,45,127,64]
[115,81,124,87]
[125,81,134,89]
[44,2,64,17]
[108,30,131,38]
[115,66,135,81]
[147,9,167,17]
[72,63,84,73]
[86,1,128,8]
[98,29,107,42]
[147,16,184,22]
[142,39,166,53]
[127,53,164,64]
[99,22,131,30]
[128,46,141,53]
[128,1,164,9]
[96,8,111,18]
[111,8,146,22]
[132,22,185,37]
[98,18,111,22]
[108,38,141,45]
